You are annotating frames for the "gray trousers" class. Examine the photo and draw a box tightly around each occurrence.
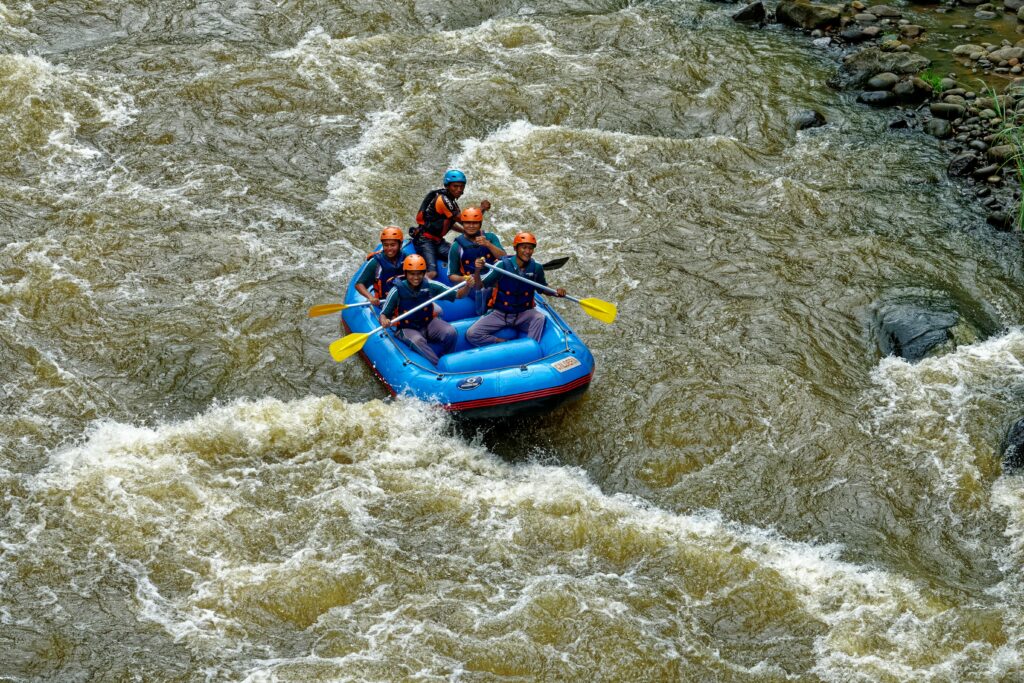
[396,318,456,366]
[467,308,546,346]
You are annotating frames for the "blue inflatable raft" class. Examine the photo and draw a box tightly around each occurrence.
[341,244,595,419]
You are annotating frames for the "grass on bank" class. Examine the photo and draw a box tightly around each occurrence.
[986,83,1024,231]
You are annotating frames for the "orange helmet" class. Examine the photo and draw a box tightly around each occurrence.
[403,254,427,271]
[380,226,403,242]
[460,207,483,223]
[512,232,537,247]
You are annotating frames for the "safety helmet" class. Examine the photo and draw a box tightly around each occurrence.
[403,254,427,271]
[443,169,467,186]
[512,232,537,247]
[460,207,483,223]
[380,226,403,242]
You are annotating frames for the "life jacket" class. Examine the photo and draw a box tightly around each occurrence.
[414,188,459,242]
[453,233,497,275]
[488,256,542,314]
[365,250,403,299]
[391,277,437,330]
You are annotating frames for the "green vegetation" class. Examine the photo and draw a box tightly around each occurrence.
[986,83,1024,230]
[919,70,945,94]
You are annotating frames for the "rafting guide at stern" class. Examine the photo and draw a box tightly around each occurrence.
[412,168,491,279]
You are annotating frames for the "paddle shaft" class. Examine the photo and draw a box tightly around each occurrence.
[480,262,578,302]
[372,280,468,333]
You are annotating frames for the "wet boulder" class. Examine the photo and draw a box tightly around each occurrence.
[948,152,979,177]
[858,90,897,106]
[925,118,952,138]
[775,0,843,30]
[1003,419,1024,469]
[733,1,766,22]
[872,301,958,362]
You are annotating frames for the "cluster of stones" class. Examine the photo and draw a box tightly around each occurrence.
[730,0,1023,231]
[930,78,1023,229]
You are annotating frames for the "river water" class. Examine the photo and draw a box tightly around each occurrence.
[4,0,1024,680]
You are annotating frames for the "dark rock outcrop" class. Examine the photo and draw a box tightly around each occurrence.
[732,1,766,23]
[1003,419,1024,469]
[873,301,958,362]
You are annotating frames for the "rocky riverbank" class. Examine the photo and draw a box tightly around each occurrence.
[732,0,1024,232]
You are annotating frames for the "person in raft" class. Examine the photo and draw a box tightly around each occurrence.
[446,206,506,315]
[354,226,405,307]
[412,168,491,279]
[379,254,471,366]
[467,232,566,346]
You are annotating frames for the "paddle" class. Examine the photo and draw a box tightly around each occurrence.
[480,262,617,324]
[308,301,373,318]
[541,256,569,271]
[329,280,469,362]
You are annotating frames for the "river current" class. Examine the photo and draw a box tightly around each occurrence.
[4,0,1024,680]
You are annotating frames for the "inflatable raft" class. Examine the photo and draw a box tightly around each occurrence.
[341,244,595,419]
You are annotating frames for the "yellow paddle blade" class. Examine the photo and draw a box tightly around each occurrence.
[579,297,617,324]
[308,303,347,318]
[329,332,371,362]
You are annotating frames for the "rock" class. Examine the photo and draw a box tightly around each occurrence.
[948,153,979,177]
[854,12,878,21]
[944,94,968,106]
[988,144,1017,161]
[969,139,989,151]
[789,109,826,129]
[925,118,952,138]
[812,36,832,47]
[900,24,924,37]
[976,11,998,19]
[1003,419,1024,468]
[980,108,998,119]
[1009,0,1024,8]
[872,301,958,362]
[930,102,966,119]
[988,210,1014,229]
[1019,5,1024,19]
[953,44,986,57]
[867,72,900,89]
[989,47,1024,61]
[775,0,843,29]
[892,79,922,101]
[858,90,897,105]
[973,162,1000,178]
[732,1,766,22]
[945,87,966,96]
[831,47,930,88]
[869,4,902,16]
[862,25,882,37]
[841,27,871,42]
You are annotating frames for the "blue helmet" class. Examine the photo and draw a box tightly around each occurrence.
[443,169,467,186]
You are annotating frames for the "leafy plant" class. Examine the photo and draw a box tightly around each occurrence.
[919,70,944,94]
[985,82,1024,231]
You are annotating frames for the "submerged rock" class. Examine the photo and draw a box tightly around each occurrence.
[789,109,826,129]
[1004,419,1024,469]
